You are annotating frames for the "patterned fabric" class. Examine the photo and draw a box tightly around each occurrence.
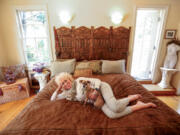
[74,69,92,77]
[75,60,102,74]
[75,61,89,69]
[0,64,26,80]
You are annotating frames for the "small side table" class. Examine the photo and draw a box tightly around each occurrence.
[158,67,179,89]
[34,71,50,92]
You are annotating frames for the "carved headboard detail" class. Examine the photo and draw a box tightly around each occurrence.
[54,26,131,62]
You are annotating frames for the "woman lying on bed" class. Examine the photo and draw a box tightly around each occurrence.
[50,72,156,119]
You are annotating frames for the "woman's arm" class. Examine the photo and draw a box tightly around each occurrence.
[50,89,59,101]
[51,90,66,101]
[56,92,66,100]
[50,85,63,101]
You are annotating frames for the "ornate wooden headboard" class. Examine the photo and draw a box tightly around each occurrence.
[54,26,131,62]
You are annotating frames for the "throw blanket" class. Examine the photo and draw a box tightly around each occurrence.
[1,74,180,135]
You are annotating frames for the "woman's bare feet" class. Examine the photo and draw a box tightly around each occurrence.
[128,94,142,102]
[131,101,157,112]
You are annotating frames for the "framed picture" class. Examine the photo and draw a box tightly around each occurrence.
[164,29,177,39]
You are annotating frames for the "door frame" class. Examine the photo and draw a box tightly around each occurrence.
[129,5,169,82]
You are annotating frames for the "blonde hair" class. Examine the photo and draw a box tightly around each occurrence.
[55,72,74,86]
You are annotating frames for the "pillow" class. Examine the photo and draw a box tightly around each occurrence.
[75,61,89,69]
[75,60,102,74]
[0,64,26,80]
[74,69,92,77]
[14,64,26,78]
[51,59,76,77]
[102,60,126,74]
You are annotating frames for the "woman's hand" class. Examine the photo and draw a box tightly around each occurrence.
[56,85,63,94]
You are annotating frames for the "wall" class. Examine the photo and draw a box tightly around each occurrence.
[0,35,4,66]
[0,0,30,65]
[172,23,180,95]
[0,20,7,66]
[0,0,180,93]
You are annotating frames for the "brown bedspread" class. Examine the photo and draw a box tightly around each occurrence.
[1,74,180,135]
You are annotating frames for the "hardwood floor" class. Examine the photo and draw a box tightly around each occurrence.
[0,95,180,131]
[0,96,35,131]
[157,96,180,114]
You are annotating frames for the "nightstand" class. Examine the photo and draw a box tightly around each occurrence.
[34,71,50,92]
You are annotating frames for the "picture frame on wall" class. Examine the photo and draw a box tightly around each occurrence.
[164,29,177,39]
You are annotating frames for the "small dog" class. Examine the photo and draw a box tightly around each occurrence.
[79,80,104,108]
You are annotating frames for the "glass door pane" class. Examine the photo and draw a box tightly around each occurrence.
[131,9,161,80]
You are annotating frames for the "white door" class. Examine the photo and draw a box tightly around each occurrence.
[131,8,166,80]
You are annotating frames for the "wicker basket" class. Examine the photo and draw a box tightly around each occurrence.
[0,78,30,104]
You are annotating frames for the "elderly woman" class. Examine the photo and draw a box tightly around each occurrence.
[51,72,156,119]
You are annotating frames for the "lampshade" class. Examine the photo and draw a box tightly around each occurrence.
[111,12,123,25]
[59,11,72,24]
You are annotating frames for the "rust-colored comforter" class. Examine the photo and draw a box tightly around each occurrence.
[1,74,180,135]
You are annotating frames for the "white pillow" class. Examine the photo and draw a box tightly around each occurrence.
[51,59,76,76]
[102,59,126,74]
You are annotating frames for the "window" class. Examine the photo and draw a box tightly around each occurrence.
[16,9,51,67]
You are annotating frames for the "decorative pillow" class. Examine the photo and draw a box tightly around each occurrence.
[89,60,102,74]
[14,64,26,78]
[74,69,92,77]
[51,59,76,77]
[1,64,26,80]
[75,60,102,74]
[75,61,89,69]
[102,59,126,74]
